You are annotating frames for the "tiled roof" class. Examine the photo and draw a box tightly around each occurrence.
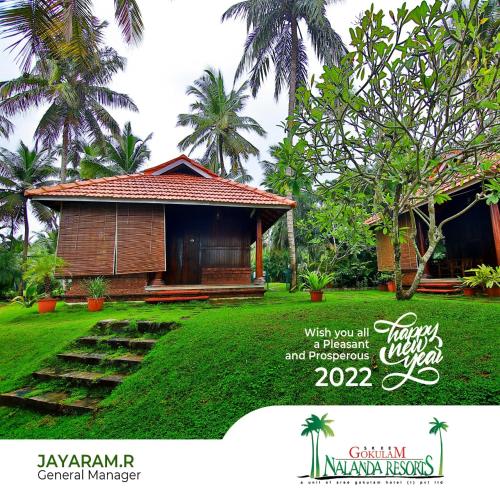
[26,155,295,208]
[365,155,498,225]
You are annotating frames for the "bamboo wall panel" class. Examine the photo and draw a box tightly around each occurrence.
[57,202,116,276]
[116,203,165,274]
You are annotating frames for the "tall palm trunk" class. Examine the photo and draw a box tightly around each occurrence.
[438,429,443,476]
[286,15,299,291]
[218,137,226,176]
[314,431,320,478]
[20,196,29,293]
[60,121,70,182]
[310,433,315,478]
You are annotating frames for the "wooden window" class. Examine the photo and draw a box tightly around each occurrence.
[116,203,166,274]
[57,202,116,276]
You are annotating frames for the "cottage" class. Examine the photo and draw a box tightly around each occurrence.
[26,155,295,301]
[368,175,500,292]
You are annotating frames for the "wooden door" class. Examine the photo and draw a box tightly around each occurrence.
[181,231,200,284]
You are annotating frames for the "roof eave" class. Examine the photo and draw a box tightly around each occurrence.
[29,195,295,211]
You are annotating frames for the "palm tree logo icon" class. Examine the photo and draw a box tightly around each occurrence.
[429,417,448,476]
[301,414,334,478]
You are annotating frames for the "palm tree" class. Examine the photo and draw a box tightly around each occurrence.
[310,414,334,478]
[80,122,152,178]
[222,0,346,290]
[0,0,143,70]
[0,142,57,266]
[429,417,448,476]
[177,68,266,178]
[0,46,138,182]
[0,115,13,138]
[301,417,317,479]
[301,413,334,478]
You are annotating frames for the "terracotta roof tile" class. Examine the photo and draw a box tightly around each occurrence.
[26,156,295,208]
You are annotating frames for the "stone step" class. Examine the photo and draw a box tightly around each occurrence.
[145,295,209,303]
[0,387,100,414]
[78,336,158,350]
[417,288,460,294]
[57,352,106,364]
[58,351,144,366]
[33,368,125,387]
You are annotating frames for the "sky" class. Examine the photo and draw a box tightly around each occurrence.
[0,0,420,233]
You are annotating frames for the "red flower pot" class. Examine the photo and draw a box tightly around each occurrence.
[378,284,388,292]
[38,298,57,314]
[310,290,324,302]
[387,280,396,292]
[87,297,105,312]
[463,287,476,297]
[486,287,500,298]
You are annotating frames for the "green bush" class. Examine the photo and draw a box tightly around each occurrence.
[300,270,335,291]
[84,276,108,298]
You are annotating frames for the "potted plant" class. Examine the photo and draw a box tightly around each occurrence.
[386,278,396,292]
[376,272,393,291]
[11,282,44,308]
[485,266,500,298]
[300,270,335,302]
[461,265,499,297]
[23,253,65,313]
[84,276,108,311]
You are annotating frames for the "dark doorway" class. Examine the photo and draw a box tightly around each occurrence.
[164,205,253,285]
[165,209,201,285]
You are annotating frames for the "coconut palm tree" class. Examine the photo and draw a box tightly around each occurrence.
[301,416,318,479]
[0,115,13,138]
[310,414,334,478]
[0,142,57,266]
[301,413,334,478]
[222,0,346,290]
[0,0,143,70]
[0,46,138,182]
[80,121,152,178]
[177,68,266,178]
[429,417,448,476]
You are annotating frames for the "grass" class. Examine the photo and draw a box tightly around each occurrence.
[0,286,498,439]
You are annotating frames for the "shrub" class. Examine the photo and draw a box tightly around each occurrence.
[300,270,335,291]
[84,276,109,298]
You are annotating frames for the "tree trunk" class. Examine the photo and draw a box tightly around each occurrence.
[438,430,443,476]
[314,431,320,478]
[60,121,70,183]
[20,197,29,293]
[286,16,299,291]
[218,138,226,177]
[310,433,315,478]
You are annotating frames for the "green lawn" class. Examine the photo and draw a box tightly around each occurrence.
[0,287,498,439]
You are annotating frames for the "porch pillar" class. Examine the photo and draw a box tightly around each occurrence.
[490,203,500,265]
[254,214,265,285]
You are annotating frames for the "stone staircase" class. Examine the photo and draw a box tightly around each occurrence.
[0,319,178,415]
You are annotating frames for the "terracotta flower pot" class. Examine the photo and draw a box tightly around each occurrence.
[38,298,57,314]
[310,290,324,302]
[377,284,388,292]
[87,297,105,312]
[486,286,500,298]
[387,280,396,292]
[462,287,476,297]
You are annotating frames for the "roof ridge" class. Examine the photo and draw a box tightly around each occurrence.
[215,176,294,206]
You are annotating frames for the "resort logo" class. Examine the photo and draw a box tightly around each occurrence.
[299,414,448,480]
[375,312,443,391]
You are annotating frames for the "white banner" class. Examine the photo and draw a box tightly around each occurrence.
[0,405,497,499]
